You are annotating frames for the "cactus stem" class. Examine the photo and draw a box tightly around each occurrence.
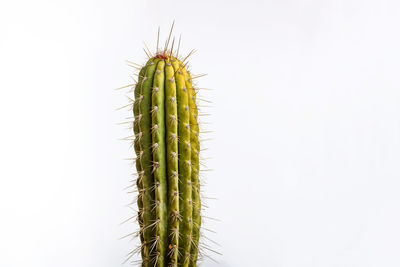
[125,29,212,266]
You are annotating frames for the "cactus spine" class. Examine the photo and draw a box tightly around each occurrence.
[132,39,201,267]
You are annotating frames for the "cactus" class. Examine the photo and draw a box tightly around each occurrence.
[130,29,202,267]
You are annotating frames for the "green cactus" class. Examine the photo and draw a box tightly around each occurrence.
[131,33,202,267]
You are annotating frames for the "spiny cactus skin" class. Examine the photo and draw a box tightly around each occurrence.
[133,53,201,267]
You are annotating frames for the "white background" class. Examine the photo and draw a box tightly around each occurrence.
[1,0,400,266]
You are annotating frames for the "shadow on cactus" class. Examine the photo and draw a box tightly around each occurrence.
[120,23,216,267]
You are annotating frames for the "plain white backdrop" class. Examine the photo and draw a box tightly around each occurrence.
[1,0,400,266]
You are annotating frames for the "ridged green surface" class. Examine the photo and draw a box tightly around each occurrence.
[133,55,201,267]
